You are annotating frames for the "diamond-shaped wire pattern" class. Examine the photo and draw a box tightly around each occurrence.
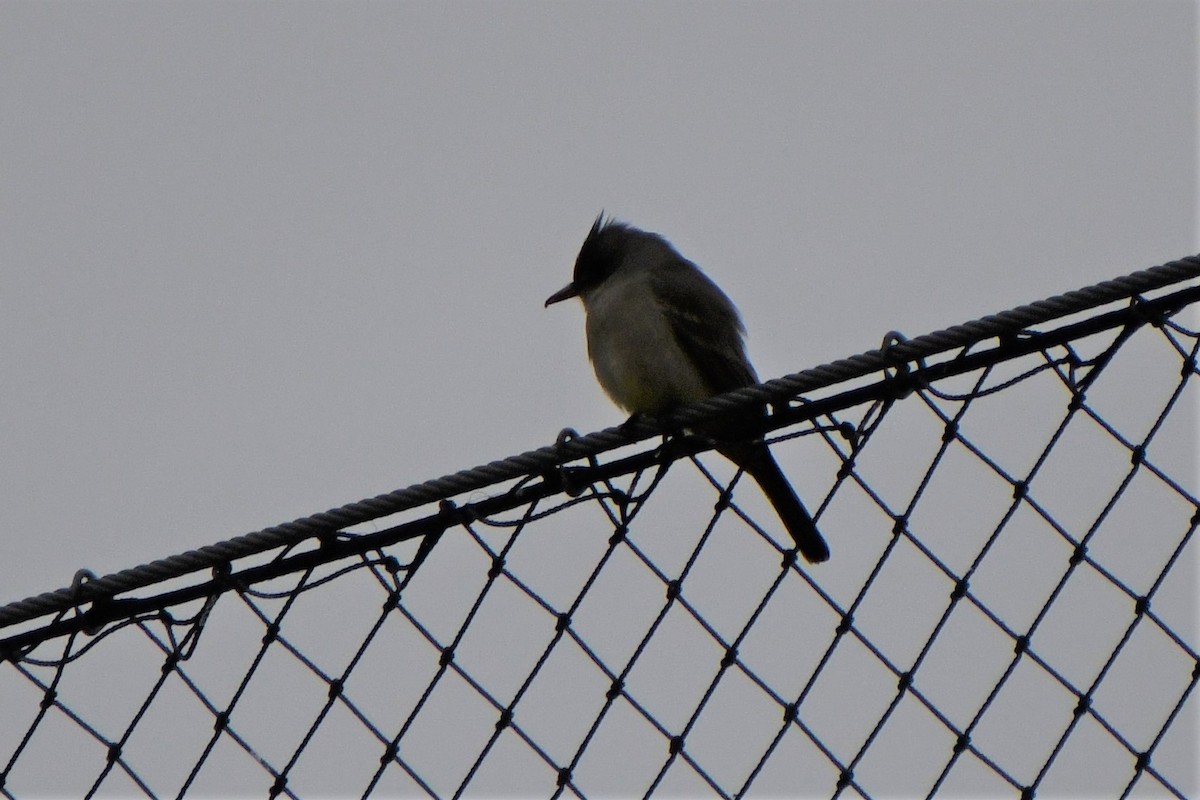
[1,267,1197,799]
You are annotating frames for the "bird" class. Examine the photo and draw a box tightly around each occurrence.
[545,215,830,563]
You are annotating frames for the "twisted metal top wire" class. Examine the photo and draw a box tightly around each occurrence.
[2,254,1198,629]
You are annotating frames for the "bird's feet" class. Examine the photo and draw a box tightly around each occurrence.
[619,411,659,436]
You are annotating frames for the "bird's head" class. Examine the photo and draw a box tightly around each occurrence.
[545,214,658,306]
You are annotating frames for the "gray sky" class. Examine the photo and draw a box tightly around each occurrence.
[1,0,1193,605]
[0,2,1197,796]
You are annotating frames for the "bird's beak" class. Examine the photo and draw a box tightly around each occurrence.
[544,283,579,307]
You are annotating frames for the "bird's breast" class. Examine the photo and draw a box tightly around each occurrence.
[582,278,711,414]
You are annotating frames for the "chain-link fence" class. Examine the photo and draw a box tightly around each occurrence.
[2,256,1198,799]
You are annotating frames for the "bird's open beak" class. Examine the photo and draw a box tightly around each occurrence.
[544,283,579,307]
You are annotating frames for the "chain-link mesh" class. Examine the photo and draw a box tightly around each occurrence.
[2,258,1198,799]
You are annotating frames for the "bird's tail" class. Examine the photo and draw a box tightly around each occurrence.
[718,441,830,563]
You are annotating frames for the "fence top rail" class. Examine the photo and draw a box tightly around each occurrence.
[2,253,1198,632]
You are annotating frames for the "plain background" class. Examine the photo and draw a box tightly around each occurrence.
[1,2,1197,797]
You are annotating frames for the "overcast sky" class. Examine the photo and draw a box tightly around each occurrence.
[1,2,1197,797]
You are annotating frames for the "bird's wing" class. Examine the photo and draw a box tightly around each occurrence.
[650,263,758,395]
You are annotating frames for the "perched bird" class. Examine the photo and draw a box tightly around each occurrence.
[546,215,830,563]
